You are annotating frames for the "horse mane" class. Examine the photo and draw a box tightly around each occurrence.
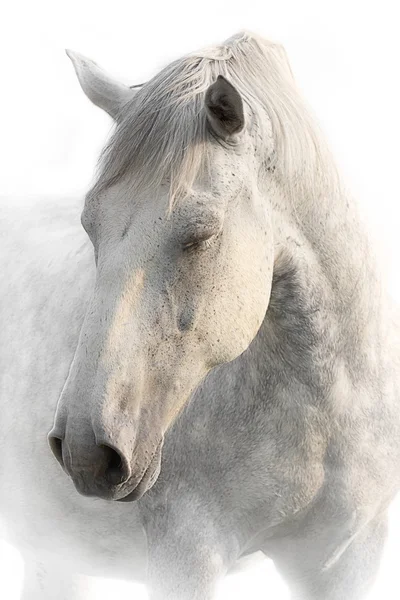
[90,31,339,206]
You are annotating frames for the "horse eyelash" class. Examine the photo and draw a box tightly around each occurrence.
[182,237,214,252]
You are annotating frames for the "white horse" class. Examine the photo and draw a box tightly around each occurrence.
[1,31,400,599]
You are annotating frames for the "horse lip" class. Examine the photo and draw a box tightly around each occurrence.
[116,440,163,502]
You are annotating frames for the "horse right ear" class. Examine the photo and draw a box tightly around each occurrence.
[205,75,245,140]
[66,50,140,120]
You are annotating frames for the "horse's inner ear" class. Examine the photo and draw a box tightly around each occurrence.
[205,76,245,139]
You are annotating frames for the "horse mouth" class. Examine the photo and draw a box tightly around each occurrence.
[116,440,163,502]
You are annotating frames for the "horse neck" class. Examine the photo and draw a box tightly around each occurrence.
[255,173,387,403]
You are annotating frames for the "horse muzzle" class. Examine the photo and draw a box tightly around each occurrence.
[48,427,163,501]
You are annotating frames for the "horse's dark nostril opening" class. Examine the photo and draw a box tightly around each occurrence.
[100,445,129,486]
[49,435,64,467]
[48,435,129,488]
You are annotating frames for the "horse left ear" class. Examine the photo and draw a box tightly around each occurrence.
[66,50,139,120]
[205,75,245,139]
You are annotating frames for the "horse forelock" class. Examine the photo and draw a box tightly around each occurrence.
[88,31,340,207]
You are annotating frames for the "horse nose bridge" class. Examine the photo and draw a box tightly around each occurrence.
[90,361,145,427]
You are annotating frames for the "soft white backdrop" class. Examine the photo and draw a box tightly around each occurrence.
[1,0,400,598]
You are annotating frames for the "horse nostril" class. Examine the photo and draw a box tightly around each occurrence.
[100,445,129,486]
[49,435,64,468]
[48,435,130,489]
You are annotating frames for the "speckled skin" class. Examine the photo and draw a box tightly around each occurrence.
[1,33,400,600]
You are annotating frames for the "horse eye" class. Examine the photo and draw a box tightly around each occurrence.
[182,240,197,250]
[182,234,217,252]
[181,219,223,251]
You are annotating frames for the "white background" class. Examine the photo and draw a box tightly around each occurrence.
[1,0,400,598]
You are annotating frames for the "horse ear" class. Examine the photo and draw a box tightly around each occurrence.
[66,50,139,120]
[205,75,245,139]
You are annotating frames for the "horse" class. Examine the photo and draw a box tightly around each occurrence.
[1,31,400,600]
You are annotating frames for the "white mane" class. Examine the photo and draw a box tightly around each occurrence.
[90,31,339,205]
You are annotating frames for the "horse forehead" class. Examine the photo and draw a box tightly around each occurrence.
[84,153,249,245]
